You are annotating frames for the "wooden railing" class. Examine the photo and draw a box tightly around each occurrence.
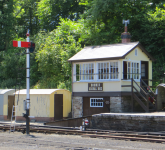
[122,78,157,112]
[132,78,149,112]
[140,79,157,107]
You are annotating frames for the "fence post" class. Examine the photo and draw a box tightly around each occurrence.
[146,93,149,112]
[155,94,157,111]
[131,78,133,112]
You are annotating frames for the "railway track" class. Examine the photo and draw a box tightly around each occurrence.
[1,122,165,143]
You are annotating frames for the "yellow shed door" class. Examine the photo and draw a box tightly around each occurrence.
[8,95,15,119]
[54,94,63,120]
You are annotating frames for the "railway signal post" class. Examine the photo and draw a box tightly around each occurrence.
[13,29,35,135]
[25,29,30,135]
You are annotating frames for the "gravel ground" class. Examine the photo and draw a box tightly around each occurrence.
[0,131,165,150]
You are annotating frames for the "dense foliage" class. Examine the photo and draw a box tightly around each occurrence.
[0,0,165,90]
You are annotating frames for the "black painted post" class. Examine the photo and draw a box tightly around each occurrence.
[155,94,157,111]
[146,93,149,112]
[26,109,29,134]
[131,78,133,112]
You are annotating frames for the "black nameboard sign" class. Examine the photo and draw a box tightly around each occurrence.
[88,83,103,91]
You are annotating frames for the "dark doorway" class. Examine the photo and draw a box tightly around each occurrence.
[8,95,15,120]
[54,94,63,120]
[123,61,127,79]
[83,97,110,116]
[141,61,149,85]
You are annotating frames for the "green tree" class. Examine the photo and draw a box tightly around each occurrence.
[13,0,40,38]
[0,0,14,51]
[37,0,87,31]
[0,47,26,88]
[142,5,165,81]
[81,0,156,45]
[34,18,82,90]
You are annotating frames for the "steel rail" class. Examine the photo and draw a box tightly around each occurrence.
[81,134,165,143]
[1,123,165,143]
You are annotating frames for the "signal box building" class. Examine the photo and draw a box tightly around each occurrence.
[68,24,155,118]
[15,89,71,122]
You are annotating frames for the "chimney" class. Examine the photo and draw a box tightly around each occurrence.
[121,19,131,43]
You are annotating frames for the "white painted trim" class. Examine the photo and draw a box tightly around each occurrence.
[90,98,103,107]
[75,79,120,83]
[122,79,140,82]
[73,63,76,82]
[73,60,120,82]
[97,61,119,80]
[122,60,141,80]
[18,41,21,47]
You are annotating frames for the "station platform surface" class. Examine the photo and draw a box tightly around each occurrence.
[95,111,165,116]
[92,112,165,120]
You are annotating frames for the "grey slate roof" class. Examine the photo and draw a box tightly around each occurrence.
[68,42,155,62]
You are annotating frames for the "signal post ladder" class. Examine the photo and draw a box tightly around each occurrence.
[10,105,18,133]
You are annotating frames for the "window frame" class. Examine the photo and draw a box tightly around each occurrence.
[97,61,119,80]
[90,98,103,107]
[75,62,95,81]
[123,60,141,81]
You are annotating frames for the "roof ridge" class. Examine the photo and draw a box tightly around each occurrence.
[68,41,155,62]
[84,41,139,48]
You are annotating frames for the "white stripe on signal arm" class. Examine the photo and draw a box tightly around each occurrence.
[18,41,21,47]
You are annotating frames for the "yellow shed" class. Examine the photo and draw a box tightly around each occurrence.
[15,89,71,122]
[0,89,15,120]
